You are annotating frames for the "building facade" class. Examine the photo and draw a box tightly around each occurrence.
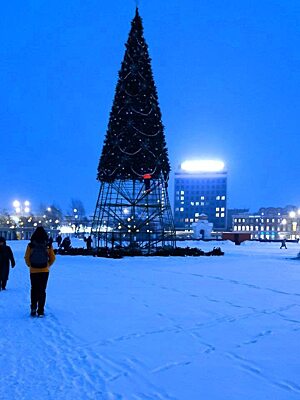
[232,206,300,240]
[174,160,227,231]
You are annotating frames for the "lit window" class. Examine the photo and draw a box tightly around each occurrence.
[216,207,220,211]
[256,218,259,222]
[181,196,184,200]
[195,213,199,217]
[216,196,220,200]
[266,226,269,231]
[238,226,241,231]
[221,196,226,200]
[185,218,189,222]
[216,213,220,217]
[195,202,199,205]
[221,213,225,218]
[234,218,237,222]
[267,219,269,223]
[278,219,280,223]
[195,218,199,222]
[181,201,184,205]
[191,202,194,206]
[190,218,194,222]
[180,191,184,194]
[221,207,225,211]
[261,226,264,231]
[242,226,245,231]
[234,225,237,230]
[272,219,275,223]
[201,202,204,206]
[255,226,259,230]
[201,196,205,200]
[278,212,281,216]
[180,207,184,212]
[242,219,245,223]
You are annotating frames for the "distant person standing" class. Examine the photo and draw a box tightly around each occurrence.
[56,234,62,247]
[0,237,15,290]
[61,236,71,251]
[24,227,56,317]
[84,235,93,251]
[280,239,287,249]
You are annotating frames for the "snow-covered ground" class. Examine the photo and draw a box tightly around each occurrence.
[1,240,300,400]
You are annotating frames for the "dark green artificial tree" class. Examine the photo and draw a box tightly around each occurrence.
[97,8,170,183]
[93,8,175,252]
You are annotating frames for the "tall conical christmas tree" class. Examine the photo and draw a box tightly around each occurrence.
[92,8,175,251]
[97,8,170,182]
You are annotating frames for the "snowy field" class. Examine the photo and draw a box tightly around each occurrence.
[1,240,300,400]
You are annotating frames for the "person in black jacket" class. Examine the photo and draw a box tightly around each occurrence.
[0,237,16,290]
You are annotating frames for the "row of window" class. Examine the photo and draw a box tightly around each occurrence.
[216,213,225,218]
[177,191,226,198]
[175,207,226,213]
[177,195,226,200]
[235,225,283,232]
[234,218,282,223]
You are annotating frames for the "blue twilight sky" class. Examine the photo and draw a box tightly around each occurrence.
[0,0,299,215]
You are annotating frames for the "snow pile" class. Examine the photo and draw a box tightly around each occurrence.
[1,240,300,399]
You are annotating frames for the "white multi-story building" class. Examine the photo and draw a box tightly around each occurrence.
[232,206,300,240]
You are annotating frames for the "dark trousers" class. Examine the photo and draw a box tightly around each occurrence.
[30,272,49,313]
[0,279,7,289]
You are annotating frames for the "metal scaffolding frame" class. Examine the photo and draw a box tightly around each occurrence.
[92,174,176,252]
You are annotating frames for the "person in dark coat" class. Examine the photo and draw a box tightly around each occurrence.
[56,234,62,247]
[61,236,71,251]
[84,235,93,250]
[280,239,287,249]
[0,237,16,290]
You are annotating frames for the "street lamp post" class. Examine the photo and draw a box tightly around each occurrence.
[289,211,297,240]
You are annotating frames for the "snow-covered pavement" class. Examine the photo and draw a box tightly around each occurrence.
[1,240,300,400]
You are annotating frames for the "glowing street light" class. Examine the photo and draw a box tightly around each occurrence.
[289,211,296,218]
[13,200,20,208]
[13,200,31,215]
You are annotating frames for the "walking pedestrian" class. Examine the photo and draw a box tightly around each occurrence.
[0,237,15,290]
[24,227,56,317]
[280,239,287,249]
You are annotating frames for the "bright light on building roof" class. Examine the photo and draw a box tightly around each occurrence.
[181,160,225,172]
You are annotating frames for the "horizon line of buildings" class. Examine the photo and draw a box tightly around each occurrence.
[173,160,300,240]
